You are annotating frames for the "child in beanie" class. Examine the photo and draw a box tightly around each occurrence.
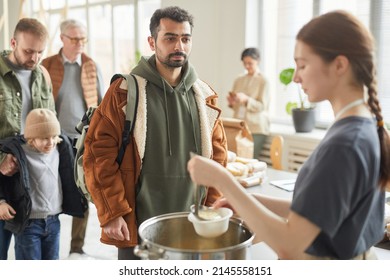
[24,108,62,153]
[18,108,63,259]
[0,108,86,260]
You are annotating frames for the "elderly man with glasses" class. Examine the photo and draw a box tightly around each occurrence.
[41,19,104,260]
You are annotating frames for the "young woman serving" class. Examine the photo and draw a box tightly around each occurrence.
[188,10,390,260]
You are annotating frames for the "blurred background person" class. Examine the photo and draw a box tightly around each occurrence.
[227,47,269,159]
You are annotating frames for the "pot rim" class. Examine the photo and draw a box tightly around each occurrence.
[138,212,255,254]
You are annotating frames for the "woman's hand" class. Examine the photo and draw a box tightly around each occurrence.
[187,155,230,191]
[227,92,237,108]
[212,197,236,212]
[235,92,249,105]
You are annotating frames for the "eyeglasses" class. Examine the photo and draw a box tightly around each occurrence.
[62,34,88,45]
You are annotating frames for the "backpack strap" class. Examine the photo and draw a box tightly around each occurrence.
[110,74,139,165]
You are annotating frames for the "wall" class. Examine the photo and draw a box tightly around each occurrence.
[0,0,19,50]
[162,0,248,117]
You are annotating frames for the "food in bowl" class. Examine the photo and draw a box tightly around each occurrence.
[188,206,233,238]
[198,208,222,220]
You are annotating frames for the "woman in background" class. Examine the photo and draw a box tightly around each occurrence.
[227,48,269,159]
[189,11,390,259]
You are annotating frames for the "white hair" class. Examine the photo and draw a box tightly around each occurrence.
[60,19,86,34]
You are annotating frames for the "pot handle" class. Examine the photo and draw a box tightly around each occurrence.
[134,241,166,260]
[232,215,258,243]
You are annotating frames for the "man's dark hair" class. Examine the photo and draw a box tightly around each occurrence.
[149,6,194,39]
[241,47,260,61]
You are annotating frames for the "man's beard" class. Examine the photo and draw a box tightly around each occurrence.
[14,49,37,70]
[161,52,188,68]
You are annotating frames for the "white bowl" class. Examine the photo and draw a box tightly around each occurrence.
[188,206,233,238]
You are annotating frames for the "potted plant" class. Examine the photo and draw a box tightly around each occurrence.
[279,68,315,132]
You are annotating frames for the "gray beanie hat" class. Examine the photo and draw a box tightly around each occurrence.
[24,109,61,139]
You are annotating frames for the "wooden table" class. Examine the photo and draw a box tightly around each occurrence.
[246,168,297,198]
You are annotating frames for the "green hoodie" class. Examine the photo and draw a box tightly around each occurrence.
[131,55,203,224]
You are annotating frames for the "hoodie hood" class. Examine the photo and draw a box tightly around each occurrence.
[131,55,200,156]
[131,55,198,93]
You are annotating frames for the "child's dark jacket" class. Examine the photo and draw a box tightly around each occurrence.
[0,134,86,234]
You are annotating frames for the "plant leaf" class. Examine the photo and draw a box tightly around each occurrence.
[285,102,297,115]
[279,68,295,86]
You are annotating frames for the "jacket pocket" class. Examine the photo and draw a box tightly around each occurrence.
[0,90,13,117]
[0,91,16,138]
[38,90,52,107]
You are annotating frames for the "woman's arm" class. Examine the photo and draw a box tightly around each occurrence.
[252,193,291,219]
[213,194,291,220]
[188,155,320,259]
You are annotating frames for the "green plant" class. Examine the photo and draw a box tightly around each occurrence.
[279,68,306,114]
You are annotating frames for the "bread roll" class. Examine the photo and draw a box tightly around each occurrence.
[235,156,258,164]
[238,171,266,188]
[247,161,267,173]
[226,162,249,177]
[227,151,237,163]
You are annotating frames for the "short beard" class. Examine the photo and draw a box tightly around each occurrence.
[162,52,188,68]
[14,49,36,70]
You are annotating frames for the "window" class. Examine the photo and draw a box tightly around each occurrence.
[260,0,313,125]
[260,0,389,127]
[24,0,161,90]
[371,1,390,123]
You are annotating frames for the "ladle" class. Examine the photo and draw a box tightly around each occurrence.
[189,152,208,221]
[193,185,209,221]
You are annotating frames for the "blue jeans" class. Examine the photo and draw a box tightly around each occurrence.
[0,220,13,260]
[14,215,60,260]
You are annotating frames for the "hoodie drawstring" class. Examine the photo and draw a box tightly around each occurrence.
[184,83,199,154]
[161,78,199,157]
[162,78,172,156]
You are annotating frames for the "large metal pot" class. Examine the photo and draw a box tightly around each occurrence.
[134,212,254,260]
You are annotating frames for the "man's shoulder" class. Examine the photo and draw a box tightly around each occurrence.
[115,74,146,91]
[37,65,52,87]
[41,53,61,62]
[81,53,98,64]
[0,51,12,76]
[193,79,217,97]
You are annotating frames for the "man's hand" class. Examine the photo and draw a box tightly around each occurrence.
[103,216,130,241]
[0,201,16,220]
[0,154,19,176]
